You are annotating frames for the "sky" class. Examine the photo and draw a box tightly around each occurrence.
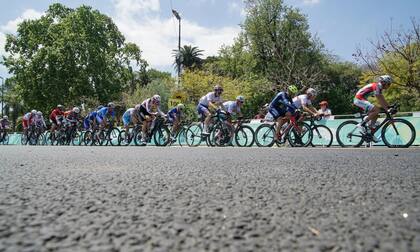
[0,0,419,78]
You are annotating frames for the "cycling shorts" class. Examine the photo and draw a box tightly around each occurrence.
[197,104,209,117]
[353,98,374,113]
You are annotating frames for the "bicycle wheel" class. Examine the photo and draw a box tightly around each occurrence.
[235,125,255,147]
[255,124,275,147]
[210,124,231,147]
[288,122,312,147]
[93,129,105,146]
[119,130,130,146]
[177,127,187,147]
[311,125,333,147]
[381,119,416,148]
[336,120,364,147]
[71,130,82,146]
[37,133,44,145]
[186,123,203,147]
[153,126,170,146]
[83,130,94,146]
[108,128,121,146]
[2,133,9,145]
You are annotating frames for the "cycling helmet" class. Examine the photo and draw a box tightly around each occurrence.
[107,102,115,108]
[3,115,8,120]
[57,104,64,110]
[134,104,141,110]
[214,84,223,91]
[236,95,245,103]
[288,85,298,95]
[177,103,185,110]
[31,110,37,114]
[97,105,104,110]
[152,95,161,104]
[306,88,317,97]
[73,107,80,113]
[36,111,43,116]
[379,75,392,85]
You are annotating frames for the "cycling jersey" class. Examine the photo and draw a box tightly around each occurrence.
[355,82,383,100]
[122,108,135,126]
[96,107,115,124]
[199,92,222,107]
[292,94,312,109]
[140,98,163,115]
[223,101,241,115]
[22,113,34,128]
[0,119,9,129]
[167,107,181,122]
[64,110,80,123]
[269,92,296,120]
[33,115,46,128]
[50,108,64,124]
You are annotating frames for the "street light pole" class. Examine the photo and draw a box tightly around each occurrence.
[172,9,181,88]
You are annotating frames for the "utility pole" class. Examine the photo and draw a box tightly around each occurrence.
[172,9,181,88]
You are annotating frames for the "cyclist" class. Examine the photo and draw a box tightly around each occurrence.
[223,95,245,140]
[34,111,47,133]
[292,88,320,117]
[64,107,81,127]
[22,110,37,137]
[167,103,185,141]
[83,105,103,131]
[353,75,393,140]
[49,105,65,135]
[0,115,10,141]
[139,95,165,145]
[122,104,142,138]
[269,85,299,142]
[197,85,224,135]
[96,102,116,129]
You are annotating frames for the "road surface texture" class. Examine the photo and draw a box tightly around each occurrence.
[0,146,419,251]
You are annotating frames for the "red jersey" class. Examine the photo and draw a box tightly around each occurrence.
[355,82,383,100]
[50,108,64,120]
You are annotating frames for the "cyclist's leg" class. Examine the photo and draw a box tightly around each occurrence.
[354,98,377,126]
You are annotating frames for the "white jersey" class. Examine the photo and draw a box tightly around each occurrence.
[34,115,46,128]
[199,92,222,107]
[292,94,312,109]
[223,101,241,115]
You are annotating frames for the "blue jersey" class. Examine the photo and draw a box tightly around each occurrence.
[97,107,115,119]
[88,111,97,121]
[168,107,181,118]
[269,92,295,112]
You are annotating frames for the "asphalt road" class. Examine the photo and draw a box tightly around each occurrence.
[0,146,419,251]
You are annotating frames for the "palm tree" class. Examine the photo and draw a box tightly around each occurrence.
[173,45,204,71]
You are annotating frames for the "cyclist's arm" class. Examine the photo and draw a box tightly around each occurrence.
[376,94,389,110]
[302,104,318,116]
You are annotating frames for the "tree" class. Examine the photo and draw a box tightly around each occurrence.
[2,3,147,113]
[355,18,420,111]
[173,45,204,71]
[243,0,326,89]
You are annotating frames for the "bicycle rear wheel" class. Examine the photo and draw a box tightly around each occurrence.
[288,122,312,147]
[235,125,255,147]
[186,123,203,147]
[83,130,94,146]
[177,127,187,146]
[108,127,121,146]
[255,124,275,147]
[336,120,364,147]
[311,125,333,147]
[381,119,416,148]
[119,130,131,146]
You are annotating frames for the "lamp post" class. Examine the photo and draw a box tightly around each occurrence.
[0,76,4,117]
[172,9,181,88]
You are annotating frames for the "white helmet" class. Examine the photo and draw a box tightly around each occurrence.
[236,95,245,103]
[152,95,161,104]
[107,102,115,108]
[72,107,80,113]
[31,110,37,114]
[306,88,317,97]
[36,111,43,116]
[134,104,141,110]
[379,75,392,85]
[3,115,8,120]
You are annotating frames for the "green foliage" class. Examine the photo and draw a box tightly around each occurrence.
[173,45,204,70]
[2,3,147,113]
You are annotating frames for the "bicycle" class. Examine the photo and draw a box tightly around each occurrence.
[133,115,170,146]
[0,127,9,145]
[118,124,141,146]
[209,111,235,147]
[306,115,333,147]
[91,122,120,146]
[336,103,416,148]
[254,111,313,147]
[21,124,44,145]
[185,110,228,147]
[167,121,190,147]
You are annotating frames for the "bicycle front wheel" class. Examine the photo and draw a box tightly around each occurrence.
[381,119,416,148]
[255,124,275,147]
[153,126,171,146]
[108,128,121,146]
[235,125,255,147]
[311,125,333,147]
[177,127,187,146]
[336,120,364,147]
[186,123,203,147]
[288,122,312,147]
